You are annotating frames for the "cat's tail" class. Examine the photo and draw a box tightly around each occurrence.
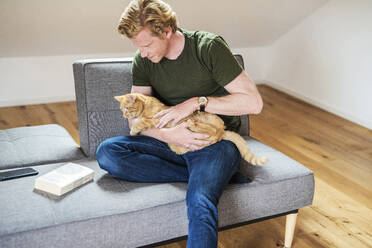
[222,131,269,166]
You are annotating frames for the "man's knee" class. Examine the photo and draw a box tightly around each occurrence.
[96,137,115,158]
[96,138,112,171]
[208,140,242,169]
[96,136,130,171]
[219,140,240,155]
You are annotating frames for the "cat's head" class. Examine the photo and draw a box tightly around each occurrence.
[114,93,145,119]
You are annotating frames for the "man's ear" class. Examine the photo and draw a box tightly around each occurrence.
[165,26,173,39]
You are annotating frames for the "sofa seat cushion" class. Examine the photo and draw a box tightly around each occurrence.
[0,124,85,170]
[0,138,314,248]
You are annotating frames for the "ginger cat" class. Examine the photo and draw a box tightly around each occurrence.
[114,93,268,166]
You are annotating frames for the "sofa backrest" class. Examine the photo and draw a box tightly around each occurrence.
[73,55,250,157]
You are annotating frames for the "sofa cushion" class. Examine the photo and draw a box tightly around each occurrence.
[0,124,85,170]
[0,138,314,248]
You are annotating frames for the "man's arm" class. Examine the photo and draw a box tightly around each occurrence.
[155,70,263,128]
[204,70,263,115]
[131,85,153,95]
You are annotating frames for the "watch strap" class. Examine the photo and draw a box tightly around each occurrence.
[200,104,205,112]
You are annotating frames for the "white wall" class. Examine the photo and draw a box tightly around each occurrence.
[264,0,372,129]
[0,0,325,107]
[0,53,134,106]
[0,0,327,56]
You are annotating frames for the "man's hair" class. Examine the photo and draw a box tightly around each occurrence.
[118,0,178,39]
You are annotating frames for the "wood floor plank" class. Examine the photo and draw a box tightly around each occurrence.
[258,85,372,146]
[253,133,372,210]
[300,178,372,248]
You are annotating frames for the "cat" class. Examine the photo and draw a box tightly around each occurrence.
[114,93,268,166]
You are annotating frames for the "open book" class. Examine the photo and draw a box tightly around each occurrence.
[34,163,94,196]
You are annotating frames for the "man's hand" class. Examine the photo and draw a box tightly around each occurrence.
[161,122,211,151]
[154,97,198,128]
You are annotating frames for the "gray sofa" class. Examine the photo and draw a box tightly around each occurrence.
[0,55,314,248]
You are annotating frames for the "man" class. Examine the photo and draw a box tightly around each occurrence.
[96,0,263,247]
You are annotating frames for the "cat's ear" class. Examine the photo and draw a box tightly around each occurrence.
[114,96,123,102]
[128,95,136,103]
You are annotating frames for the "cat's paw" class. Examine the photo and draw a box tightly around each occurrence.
[253,156,269,166]
[186,119,195,126]
[130,129,139,136]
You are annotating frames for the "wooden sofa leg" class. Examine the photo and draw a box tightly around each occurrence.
[284,212,298,248]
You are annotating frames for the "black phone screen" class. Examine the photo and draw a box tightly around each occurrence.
[0,168,39,181]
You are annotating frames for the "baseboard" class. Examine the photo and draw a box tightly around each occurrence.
[256,80,372,130]
[0,96,76,107]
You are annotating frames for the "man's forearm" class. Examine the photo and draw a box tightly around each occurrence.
[188,93,262,117]
[206,93,262,116]
[139,127,166,141]
[128,119,166,142]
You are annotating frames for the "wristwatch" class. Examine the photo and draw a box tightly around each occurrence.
[198,96,208,112]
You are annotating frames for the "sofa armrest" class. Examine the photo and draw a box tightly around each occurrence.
[73,58,133,157]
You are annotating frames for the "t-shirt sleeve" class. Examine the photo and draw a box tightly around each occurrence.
[206,37,243,87]
[131,51,151,86]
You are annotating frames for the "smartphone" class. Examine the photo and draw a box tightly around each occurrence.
[0,168,39,181]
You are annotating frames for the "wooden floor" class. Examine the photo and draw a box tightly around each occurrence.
[1,84,371,248]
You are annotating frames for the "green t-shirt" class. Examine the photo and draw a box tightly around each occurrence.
[132,28,243,132]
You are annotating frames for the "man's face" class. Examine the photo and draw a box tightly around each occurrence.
[131,26,170,63]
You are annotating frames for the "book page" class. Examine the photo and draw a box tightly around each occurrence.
[37,163,93,187]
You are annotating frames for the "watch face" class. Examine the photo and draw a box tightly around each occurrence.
[199,97,207,104]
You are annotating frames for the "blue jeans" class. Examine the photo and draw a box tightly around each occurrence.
[96,135,250,248]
